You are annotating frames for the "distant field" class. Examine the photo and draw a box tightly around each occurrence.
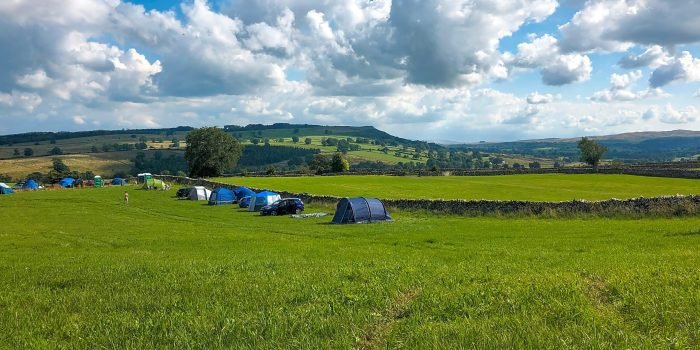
[1,187,699,348]
[0,153,134,178]
[215,174,700,201]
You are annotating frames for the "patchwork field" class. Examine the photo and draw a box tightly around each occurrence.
[1,187,699,348]
[215,174,700,201]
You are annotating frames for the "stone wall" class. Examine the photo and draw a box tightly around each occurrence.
[155,175,700,217]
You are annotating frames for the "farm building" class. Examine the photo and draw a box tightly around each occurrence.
[208,188,235,205]
[332,197,393,224]
[249,191,281,212]
[189,186,212,201]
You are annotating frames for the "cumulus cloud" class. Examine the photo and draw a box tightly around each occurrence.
[618,45,673,69]
[643,105,699,124]
[559,0,700,53]
[513,34,592,85]
[649,51,700,88]
[589,70,665,102]
[527,92,554,104]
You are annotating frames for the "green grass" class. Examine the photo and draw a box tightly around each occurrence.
[1,187,699,348]
[215,174,700,201]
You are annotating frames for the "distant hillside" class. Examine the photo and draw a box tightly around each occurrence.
[456,130,700,162]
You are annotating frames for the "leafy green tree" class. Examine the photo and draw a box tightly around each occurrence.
[292,136,299,143]
[331,153,349,172]
[13,148,20,156]
[52,158,70,174]
[251,138,260,145]
[91,145,99,153]
[23,148,33,156]
[185,127,242,177]
[49,146,63,155]
[577,137,607,171]
[304,138,312,145]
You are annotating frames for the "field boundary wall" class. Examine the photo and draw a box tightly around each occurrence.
[155,175,700,217]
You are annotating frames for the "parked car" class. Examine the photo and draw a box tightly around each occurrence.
[238,196,252,208]
[261,198,304,216]
[176,188,191,199]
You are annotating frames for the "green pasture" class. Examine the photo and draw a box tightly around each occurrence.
[215,174,700,202]
[1,187,699,348]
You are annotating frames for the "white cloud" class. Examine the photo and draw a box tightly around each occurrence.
[649,51,700,88]
[643,105,699,124]
[526,92,554,104]
[589,70,665,102]
[513,34,592,85]
[0,90,42,112]
[72,115,86,125]
[618,45,673,69]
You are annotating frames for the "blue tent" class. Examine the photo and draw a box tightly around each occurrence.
[0,187,13,195]
[234,187,255,200]
[238,196,252,208]
[111,178,126,186]
[22,179,39,190]
[209,188,235,205]
[58,177,75,188]
[332,197,393,224]
[249,191,281,212]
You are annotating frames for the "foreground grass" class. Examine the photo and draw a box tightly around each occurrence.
[1,187,699,348]
[215,173,700,201]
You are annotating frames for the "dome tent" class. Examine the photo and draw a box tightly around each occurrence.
[208,188,235,205]
[249,191,281,212]
[234,187,255,200]
[331,197,393,224]
[0,187,13,195]
[22,179,39,190]
[111,178,126,186]
[143,178,167,190]
[189,186,212,201]
[58,178,75,188]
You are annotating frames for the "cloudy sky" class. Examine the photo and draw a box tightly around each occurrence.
[1,0,699,141]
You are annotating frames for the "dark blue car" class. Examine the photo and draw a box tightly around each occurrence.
[261,198,304,216]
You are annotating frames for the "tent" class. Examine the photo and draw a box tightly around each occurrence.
[58,178,75,188]
[0,183,10,189]
[22,179,39,190]
[238,196,252,208]
[143,178,167,190]
[233,187,255,200]
[249,191,281,212]
[111,178,126,186]
[331,197,393,224]
[0,187,13,195]
[208,188,235,205]
[189,186,212,201]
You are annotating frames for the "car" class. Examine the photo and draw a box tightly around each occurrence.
[261,198,304,216]
[238,196,252,208]
[176,187,191,199]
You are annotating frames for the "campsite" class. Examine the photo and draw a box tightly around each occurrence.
[1,173,700,348]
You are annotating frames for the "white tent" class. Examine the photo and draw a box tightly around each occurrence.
[0,183,9,189]
[249,191,282,212]
[189,186,212,201]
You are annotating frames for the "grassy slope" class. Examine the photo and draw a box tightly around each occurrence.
[215,174,700,201]
[0,187,699,348]
[0,153,134,178]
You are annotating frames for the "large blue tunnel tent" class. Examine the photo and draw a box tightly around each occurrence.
[233,187,255,200]
[58,178,75,188]
[111,178,126,186]
[22,179,39,190]
[208,187,235,205]
[331,197,393,224]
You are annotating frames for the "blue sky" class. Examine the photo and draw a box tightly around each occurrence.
[0,0,699,141]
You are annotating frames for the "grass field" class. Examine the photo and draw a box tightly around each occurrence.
[0,153,134,178]
[215,174,700,201]
[1,187,699,348]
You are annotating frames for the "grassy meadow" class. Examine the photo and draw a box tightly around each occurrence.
[1,186,699,348]
[215,174,700,201]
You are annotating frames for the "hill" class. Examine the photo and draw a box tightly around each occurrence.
[457,130,700,162]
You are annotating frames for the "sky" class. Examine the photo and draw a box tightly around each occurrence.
[1,0,699,142]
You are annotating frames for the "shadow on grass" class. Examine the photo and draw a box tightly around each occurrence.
[665,229,700,237]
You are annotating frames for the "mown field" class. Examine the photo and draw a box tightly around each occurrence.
[215,174,700,202]
[1,187,699,348]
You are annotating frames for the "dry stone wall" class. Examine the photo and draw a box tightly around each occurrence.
[155,175,700,217]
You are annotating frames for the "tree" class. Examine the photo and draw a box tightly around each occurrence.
[292,136,299,143]
[304,138,312,145]
[49,146,63,155]
[52,158,70,174]
[577,137,607,171]
[529,161,541,169]
[331,153,349,172]
[251,138,260,145]
[336,140,349,154]
[24,148,33,157]
[185,127,242,177]
[91,145,99,153]
[13,148,20,156]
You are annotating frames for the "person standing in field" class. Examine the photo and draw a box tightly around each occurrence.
[124,191,129,205]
